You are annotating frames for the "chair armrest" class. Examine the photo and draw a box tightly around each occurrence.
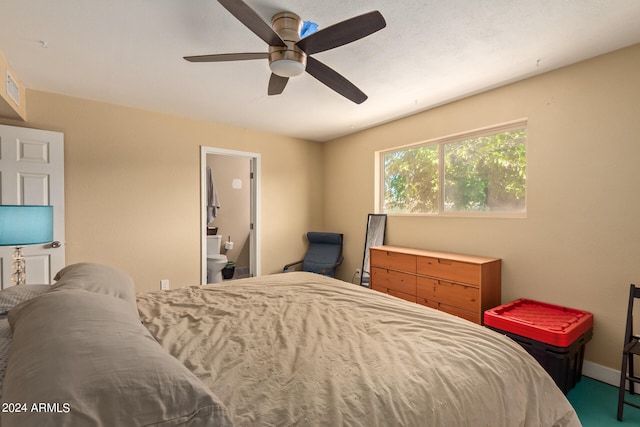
[283,260,303,272]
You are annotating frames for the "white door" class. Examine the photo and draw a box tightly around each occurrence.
[0,124,65,287]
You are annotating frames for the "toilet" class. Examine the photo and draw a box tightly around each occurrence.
[207,235,228,283]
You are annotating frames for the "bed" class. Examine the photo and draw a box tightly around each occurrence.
[0,263,581,426]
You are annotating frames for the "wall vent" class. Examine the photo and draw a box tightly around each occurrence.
[6,70,20,106]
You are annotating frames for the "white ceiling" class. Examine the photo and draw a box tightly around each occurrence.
[1,1,639,142]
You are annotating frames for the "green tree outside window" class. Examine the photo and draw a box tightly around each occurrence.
[383,128,526,214]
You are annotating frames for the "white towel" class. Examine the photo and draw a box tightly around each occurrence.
[207,166,221,223]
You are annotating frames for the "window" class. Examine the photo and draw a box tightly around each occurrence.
[380,122,526,216]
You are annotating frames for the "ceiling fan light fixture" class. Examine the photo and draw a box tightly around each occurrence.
[269,12,306,78]
[268,44,307,77]
[270,58,305,77]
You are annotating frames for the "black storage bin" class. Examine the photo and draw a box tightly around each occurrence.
[221,262,235,280]
[487,326,592,394]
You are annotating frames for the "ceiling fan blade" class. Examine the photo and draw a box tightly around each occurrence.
[268,74,289,95]
[296,11,386,55]
[218,0,286,47]
[305,57,367,104]
[184,53,269,62]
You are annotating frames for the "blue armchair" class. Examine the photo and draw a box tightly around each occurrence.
[283,232,344,278]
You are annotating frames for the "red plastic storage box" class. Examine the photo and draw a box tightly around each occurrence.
[484,299,593,394]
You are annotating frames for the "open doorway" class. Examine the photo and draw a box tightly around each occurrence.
[200,146,260,284]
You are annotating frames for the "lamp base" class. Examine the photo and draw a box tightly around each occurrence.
[11,246,25,285]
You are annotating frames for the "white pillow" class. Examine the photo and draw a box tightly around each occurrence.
[0,285,50,402]
[50,263,137,312]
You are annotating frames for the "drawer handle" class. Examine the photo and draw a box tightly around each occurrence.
[438,280,453,287]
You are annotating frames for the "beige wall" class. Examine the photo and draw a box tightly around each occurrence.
[323,44,640,370]
[0,91,324,293]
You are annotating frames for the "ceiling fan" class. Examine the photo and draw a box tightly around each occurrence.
[184,0,386,104]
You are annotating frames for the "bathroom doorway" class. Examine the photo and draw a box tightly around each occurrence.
[200,146,260,284]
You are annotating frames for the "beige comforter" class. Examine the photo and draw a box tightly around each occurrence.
[137,272,581,427]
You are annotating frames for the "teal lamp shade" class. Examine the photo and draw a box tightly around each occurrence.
[0,205,54,246]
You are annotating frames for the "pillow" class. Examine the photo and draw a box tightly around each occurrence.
[2,290,233,427]
[0,286,49,402]
[0,285,50,318]
[50,263,137,312]
[0,319,12,401]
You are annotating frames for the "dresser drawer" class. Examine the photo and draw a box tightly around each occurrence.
[371,248,417,273]
[371,267,416,296]
[416,277,479,313]
[388,289,418,303]
[417,297,480,324]
[372,284,418,304]
[371,284,388,294]
[417,256,481,285]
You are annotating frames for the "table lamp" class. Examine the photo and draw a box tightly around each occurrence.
[0,205,53,285]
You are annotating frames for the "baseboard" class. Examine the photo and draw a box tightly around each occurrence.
[583,360,620,387]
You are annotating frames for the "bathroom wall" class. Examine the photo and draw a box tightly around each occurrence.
[206,154,251,271]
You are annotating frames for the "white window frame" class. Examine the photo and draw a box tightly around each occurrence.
[375,119,527,218]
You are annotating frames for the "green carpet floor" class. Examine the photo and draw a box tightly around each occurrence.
[568,377,640,426]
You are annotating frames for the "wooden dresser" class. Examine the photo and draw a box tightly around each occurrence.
[369,245,501,324]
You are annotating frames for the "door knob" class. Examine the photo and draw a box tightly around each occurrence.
[50,241,62,248]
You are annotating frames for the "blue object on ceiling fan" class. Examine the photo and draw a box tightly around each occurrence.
[300,21,319,38]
